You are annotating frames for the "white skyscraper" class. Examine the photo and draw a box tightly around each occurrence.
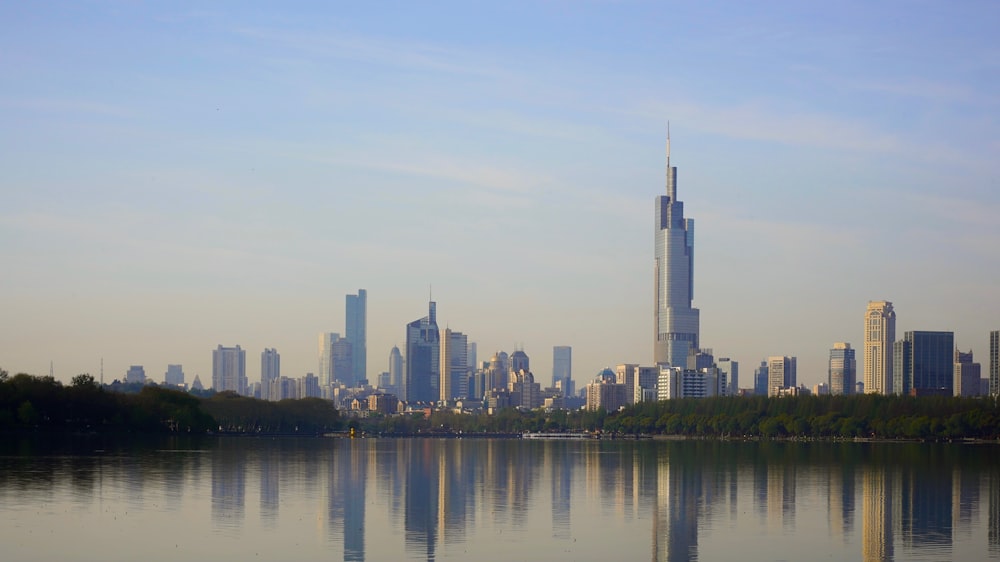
[864,301,895,395]
[213,345,247,394]
[654,131,699,367]
[261,348,280,401]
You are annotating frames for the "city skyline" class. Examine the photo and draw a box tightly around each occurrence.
[2,3,998,388]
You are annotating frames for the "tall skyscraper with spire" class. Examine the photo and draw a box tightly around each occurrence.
[405,300,440,403]
[654,129,700,367]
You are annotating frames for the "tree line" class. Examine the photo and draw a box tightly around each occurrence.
[0,371,341,434]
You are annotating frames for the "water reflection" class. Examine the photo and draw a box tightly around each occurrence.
[0,438,998,561]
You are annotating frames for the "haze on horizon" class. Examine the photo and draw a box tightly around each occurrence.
[2,1,998,389]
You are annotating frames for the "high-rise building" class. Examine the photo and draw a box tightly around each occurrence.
[486,352,509,392]
[553,346,572,389]
[991,331,999,397]
[864,301,896,395]
[829,343,856,396]
[654,132,699,368]
[510,350,530,375]
[717,357,738,395]
[213,345,247,394]
[319,333,353,387]
[615,364,639,405]
[897,331,954,396]
[767,356,797,397]
[388,345,404,395]
[125,365,146,385]
[892,339,911,396]
[345,289,367,385]
[164,364,184,387]
[405,300,439,403]
[954,349,981,397]
[754,360,769,396]
[261,348,280,401]
[440,328,468,401]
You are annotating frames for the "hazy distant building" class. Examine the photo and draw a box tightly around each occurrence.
[319,333,353,387]
[897,331,954,396]
[486,351,509,391]
[829,343,856,396]
[125,365,146,385]
[509,369,541,410]
[260,348,280,401]
[754,361,769,396]
[213,345,247,395]
[717,357,738,394]
[553,346,572,389]
[509,349,530,375]
[813,382,830,396]
[440,328,468,401]
[864,301,896,395]
[164,364,184,387]
[345,289,367,385]
[388,345,404,395]
[954,349,981,397]
[991,331,999,396]
[405,300,439,403]
[654,133,700,368]
[767,356,797,397]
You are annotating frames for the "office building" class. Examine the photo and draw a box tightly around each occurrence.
[654,132,700,368]
[657,366,723,400]
[164,364,184,387]
[892,339,911,396]
[319,333,353,387]
[261,348,280,401]
[510,349,530,374]
[991,331,999,396]
[754,361,769,396]
[440,328,468,401]
[635,366,659,403]
[213,345,247,394]
[767,356,797,397]
[586,379,628,412]
[864,301,896,395]
[829,343,856,396]
[897,331,955,396]
[345,289,367,385]
[615,364,638,405]
[125,365,146,385]
[553,346,572,389]
[954,349,981,397]
[717,357,738,395]
[388,345,404,395]
[405,300,440,403]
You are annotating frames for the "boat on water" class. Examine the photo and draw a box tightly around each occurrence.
[521,432,595,440]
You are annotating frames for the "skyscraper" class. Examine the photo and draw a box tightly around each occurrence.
[767,356,797,397]
[552,346,572,389]
[213,345,247,394]
[829,343,856,396]
[388,345,404,395]
[319,333,353,387]
[654,131,699,367]
[164,364,184,387]
[991,331,999,397]
[954,349,981,397]
[345,289,367,385]
[405,300,439,403]
[510,349,530,375]
[864,301,896,395]
[440,328,468,401]
[898,331,954,396]
[261,348,280,401]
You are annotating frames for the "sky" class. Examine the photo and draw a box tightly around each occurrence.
[2,1,998,390]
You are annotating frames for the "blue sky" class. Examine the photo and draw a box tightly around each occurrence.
[2,1,998,388]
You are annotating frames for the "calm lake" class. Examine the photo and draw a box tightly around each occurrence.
[1,436,997,561]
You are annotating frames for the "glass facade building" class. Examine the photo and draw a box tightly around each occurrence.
[654,134,700,368]
[899,331,955,396]
[405,301,439,403]
[828,343,856,396]
[345,289,367,386]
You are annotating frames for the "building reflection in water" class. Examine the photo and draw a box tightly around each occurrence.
[190,438,998,561]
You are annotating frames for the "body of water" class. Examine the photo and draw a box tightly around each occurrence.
[1,436,997,561]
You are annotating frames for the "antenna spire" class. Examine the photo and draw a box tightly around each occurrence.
[666,122,676,200]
